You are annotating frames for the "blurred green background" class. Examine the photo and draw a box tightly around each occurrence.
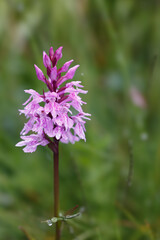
[1,0,160,239]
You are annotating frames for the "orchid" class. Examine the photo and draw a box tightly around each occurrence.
[16,46,90,153]
[16,46,90,240]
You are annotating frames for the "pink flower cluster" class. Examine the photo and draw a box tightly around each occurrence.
[16,46,90,153]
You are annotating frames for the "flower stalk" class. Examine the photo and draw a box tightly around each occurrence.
[53,139,60,240]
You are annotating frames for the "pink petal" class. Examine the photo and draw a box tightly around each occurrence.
[23,145,37,153]
[66,81,83,88]
[55,116,64,126]
[53,127,62,140]
[67,117,74,129]
[71,100,83,112]
[57,65,80,86]
[65,65,80,80]
[49,47,54,62]
[65,131,79,144]
[34,65,46,82]
[50,66,57,81]
[43,51,52,68]
[54,46,63,62]
[58,60,74,74]
[24,89,39,95]
[74,122,86,141]
[44,102,52,114]
[44,118,54,137]
[15,141,26,147]
[40,139,50,146]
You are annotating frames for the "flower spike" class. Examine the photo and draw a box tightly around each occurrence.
[16,46,90,153]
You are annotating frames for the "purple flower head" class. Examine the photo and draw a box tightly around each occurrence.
[16,46,91,153]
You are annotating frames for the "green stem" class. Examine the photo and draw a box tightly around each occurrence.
[53,139,60,240]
